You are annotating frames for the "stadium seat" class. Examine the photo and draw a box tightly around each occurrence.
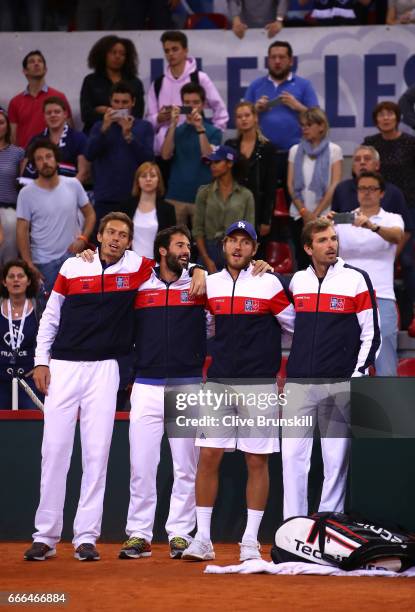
[185,13,229,29]
[265,241,294,274]
[203,355,213,382]
[273,188,290,218]
[397,358,415,376]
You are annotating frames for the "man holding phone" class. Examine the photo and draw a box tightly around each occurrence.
[85,82,154,234]
[160,82,222,228]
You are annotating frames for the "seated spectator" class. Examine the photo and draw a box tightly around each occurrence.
[146,30,228,159]
[193,145,255,273]
[130,162,176,258]
[363,100,415,335]
[299,0,372,24]
[22,96,89,184]
[85,82,154,231]
[16,139,95,311]
[7,50,72,148]
[0,259,42,410]
[80,35,144,134]
[287,107,342,269]
[229,0,288,38]
[386,0,415,24]
[330,171,404,376]
[161,82,222,228]
[226,101,278,241]
[0,109,24,265]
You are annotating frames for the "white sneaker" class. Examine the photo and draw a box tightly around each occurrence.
[182,538,215,561]
[239,539,262,561]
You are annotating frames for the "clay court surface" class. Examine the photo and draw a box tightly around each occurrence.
[1,543,413,611]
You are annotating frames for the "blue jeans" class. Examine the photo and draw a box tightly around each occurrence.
[375,298,398,376]
[37,254,71,312]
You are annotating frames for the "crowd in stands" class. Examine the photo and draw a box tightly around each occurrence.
[1,23,415,409]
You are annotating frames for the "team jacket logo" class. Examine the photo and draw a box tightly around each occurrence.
[244,299,259,312]
[329,297,345,311]
[116,276,129,289]
[180,290,189,303]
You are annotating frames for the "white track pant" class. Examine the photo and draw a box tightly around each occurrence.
[33,359,119,548]
[126,383,199,542]
[282,382,351,519]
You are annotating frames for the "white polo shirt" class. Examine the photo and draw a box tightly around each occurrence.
[336,208,404,300]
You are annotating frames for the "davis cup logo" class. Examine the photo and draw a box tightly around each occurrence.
[245,299,259,312]
[180,290,190,303]
[330,296,345,311]
[116,276,129,289]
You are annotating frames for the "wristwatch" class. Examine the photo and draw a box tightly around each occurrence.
[371,224,380,233]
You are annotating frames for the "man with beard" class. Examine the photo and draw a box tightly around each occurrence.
[16,139,95,311]
[119,225,211,561]
[182,220,296,562]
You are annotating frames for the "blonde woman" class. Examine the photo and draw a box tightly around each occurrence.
[130,161,176,258]
[287,107,342,268]
[226,102,278,237]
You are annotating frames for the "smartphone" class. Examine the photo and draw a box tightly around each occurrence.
[112,108,130,119]
[333,212,355,224]
[267,97,283,109]
[179,105,193,115]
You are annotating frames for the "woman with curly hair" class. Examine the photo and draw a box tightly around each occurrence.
[80,35,144,134]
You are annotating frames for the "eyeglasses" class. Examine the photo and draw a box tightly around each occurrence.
[357,186,381,193]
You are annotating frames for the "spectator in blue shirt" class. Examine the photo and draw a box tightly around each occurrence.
[85,82,154,232]
[160,82,222,228]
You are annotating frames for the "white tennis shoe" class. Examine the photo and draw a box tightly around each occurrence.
[182,538,215,561]
[239,539,262,561]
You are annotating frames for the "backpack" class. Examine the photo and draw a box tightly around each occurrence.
[154,70,200,101]
[271,512,415,572]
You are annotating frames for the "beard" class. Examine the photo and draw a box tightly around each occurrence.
[226,252,252,271]
[37,165,57,178]
[166,252,189,276]
[268,66,291,81]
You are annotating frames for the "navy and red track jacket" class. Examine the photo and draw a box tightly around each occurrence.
[287,258,381,378]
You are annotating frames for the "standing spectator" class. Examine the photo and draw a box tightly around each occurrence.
[75,0,119,31]
[225,101,278,241]
[7,50,72,148]
[80,36,144,135]
[119,0,178,29]
[130,162,176,258]
[299,0,372,25]
[85,82,154,231]
[161,83,222,228]
[22,97,89,184]
[331,171,404,376]
[287,107,342,270]
[146,31,228,158]
[16,140,95,310]
[386,0,415,24]
[0,0,44,31]
[0,259,41,410]
[399,83,415,130]
[363,101,415,335]
[229,0,288,38]
[193,145,255,273]
[0,109,24,265]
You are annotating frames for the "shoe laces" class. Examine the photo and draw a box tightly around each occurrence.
[170,537,188,548]
[123,537,147,548]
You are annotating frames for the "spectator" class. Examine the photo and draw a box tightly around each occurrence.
[130,162,176,258]
[0,109,24,265]
[85,82,154,231]
[287,107,342,269]
[80,35,144,135]
[0,0,43,31]
[229,0,288,38]
[119,0,178,29]
[398,83,415,130]
[299,0,372,25]
[76,0,119,30]
[193,145,255,273]
[363,100,415,335]
[0,259,41,410]
[22,97,89,184]
[7,50,72,148]
[161,82,222,228]
[386,0,415,24]
[331,171,404,376]
[146,30,228,159]
[225,101,278,240]
[16,139,95,310]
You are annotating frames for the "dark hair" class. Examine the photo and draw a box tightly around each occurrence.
[160,30,188,49]
[98,212,134,241]
[268,41,293,58]
[1,259,39,298]
[87,35,138,79]
[302,218,334,248]
[43,96,67,112]
[153,225,191,263]
[27,138,60,166]
[0,108,11,144]
[356,170,386,192]
[22,50,46,69]
[110,81,136,100]
[180,82,206,103]
[372,101,401,126]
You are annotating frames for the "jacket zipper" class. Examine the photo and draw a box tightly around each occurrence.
[309,276,323,377]
[230,270,240,376]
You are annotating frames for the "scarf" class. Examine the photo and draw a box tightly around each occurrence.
[293,137,330,202]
